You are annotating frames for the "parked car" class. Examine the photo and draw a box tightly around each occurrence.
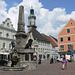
[57,58,63,62]
[0,59,8,66]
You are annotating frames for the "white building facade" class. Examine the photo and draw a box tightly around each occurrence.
[42,34,58,59]
[0,18,16,59]
[33,40,51,60]
[50,45,58,58]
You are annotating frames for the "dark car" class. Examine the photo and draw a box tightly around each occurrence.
[0,59,8,66]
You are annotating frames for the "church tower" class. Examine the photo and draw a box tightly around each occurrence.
[27,6,37,32]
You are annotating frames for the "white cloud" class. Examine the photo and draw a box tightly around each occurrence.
[0,0,75,38]
[0,0,8,23]
[13,2,18,6]
[37,7,75,38]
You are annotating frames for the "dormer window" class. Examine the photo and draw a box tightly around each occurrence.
[7,23,9,27]
[71,22,72,25]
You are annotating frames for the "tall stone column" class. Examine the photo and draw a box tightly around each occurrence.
[17,5,25,33]
[15,5,27,49]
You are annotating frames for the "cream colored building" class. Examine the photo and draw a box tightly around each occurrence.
[0,18,16,60]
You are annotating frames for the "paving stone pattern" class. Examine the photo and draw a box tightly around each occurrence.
[0,61,75,75]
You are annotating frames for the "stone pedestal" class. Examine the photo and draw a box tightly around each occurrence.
[16,49,37,70]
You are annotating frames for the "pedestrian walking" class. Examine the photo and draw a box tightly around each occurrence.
[38,57,41,64]
[50,57,53,64]
[54,57,57,63]
[62,55,67,70]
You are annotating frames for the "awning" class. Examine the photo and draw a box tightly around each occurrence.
[0,52,9,55]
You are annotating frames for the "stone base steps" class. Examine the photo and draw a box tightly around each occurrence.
[3,67,25,71]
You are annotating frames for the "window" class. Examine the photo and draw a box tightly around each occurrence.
[67,44,73,51]
[25,53,29,60]
[67,29,70,33]
[60,38,63,42]
[7,23,9,27]
[47,54,50,58]
[9,44,11,49]
[74,28,75,32]
[60,45,64,50]
[67,37,71,41]
[43,55,45,59]
[0,32,2,37]
[31,53,33,61]
[71,22,72,25]
[3,43,5,48]
[39,55,42,59]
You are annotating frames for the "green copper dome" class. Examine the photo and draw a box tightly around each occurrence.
[28,7,36,19]
[28,14,36,19]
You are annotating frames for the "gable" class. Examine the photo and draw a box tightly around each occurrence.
[0,18,15,31]
[26,32,34,44]
[65,19,75,27]
[58,19,75,36]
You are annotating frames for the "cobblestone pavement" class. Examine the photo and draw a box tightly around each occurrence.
[0,61,75,75]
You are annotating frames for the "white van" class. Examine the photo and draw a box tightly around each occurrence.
[66,55,71,62]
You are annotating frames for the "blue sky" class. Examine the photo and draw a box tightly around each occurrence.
[5,0,22,11]
[39,0,75,14]
[0,0,75,38]
[5,0,75,14]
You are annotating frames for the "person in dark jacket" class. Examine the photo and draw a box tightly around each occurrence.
[38,57,41,64]
[50,57,53,64]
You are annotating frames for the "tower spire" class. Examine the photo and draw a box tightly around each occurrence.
[30,6,34,15]
[17,5,25,33]
[27,7,37,32]
[31,6,33,9]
